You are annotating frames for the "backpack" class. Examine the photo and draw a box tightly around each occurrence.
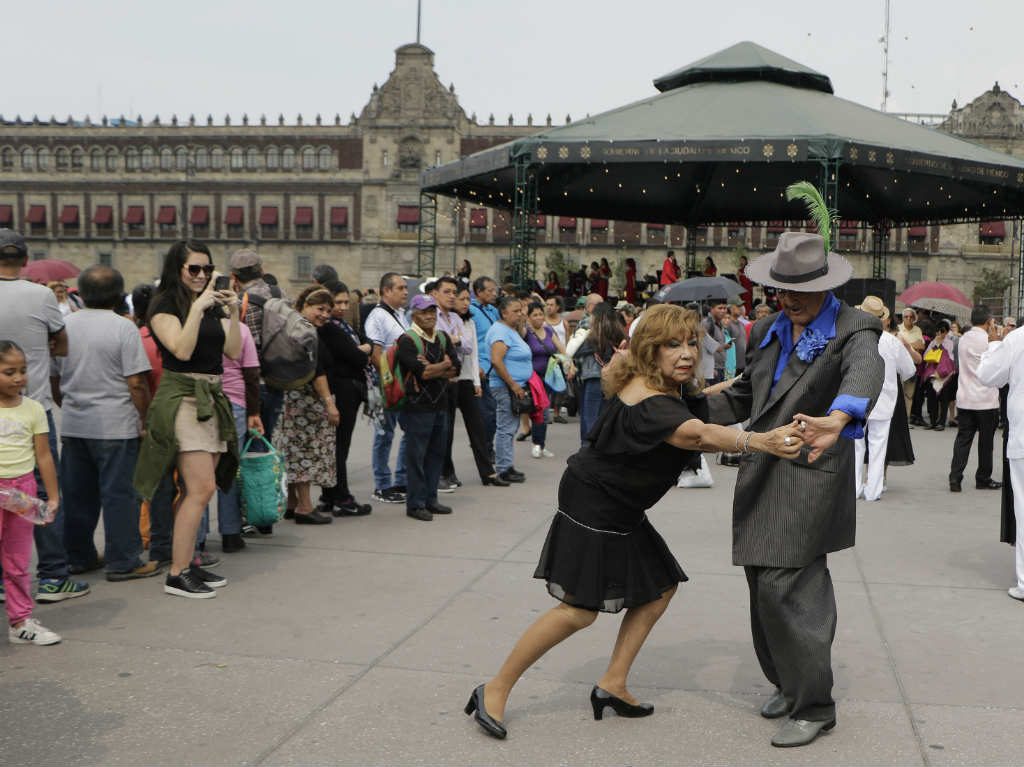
[246,293,318,391]
[380,331,447,411]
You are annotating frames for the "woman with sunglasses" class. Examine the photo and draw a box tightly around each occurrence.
[134,240,241,599]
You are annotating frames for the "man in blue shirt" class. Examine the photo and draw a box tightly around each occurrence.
[707,231,883,748]
[469,276,500,454]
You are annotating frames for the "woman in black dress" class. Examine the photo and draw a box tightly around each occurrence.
[465,305,805,739]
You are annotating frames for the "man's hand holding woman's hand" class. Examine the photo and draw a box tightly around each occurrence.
[752,421,805,459]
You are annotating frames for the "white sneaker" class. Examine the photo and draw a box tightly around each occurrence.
[541,448,555,458]
[559,407,568,418]
[1008,586,1024,601]
[531,444,543,459]
[9,617,62,646]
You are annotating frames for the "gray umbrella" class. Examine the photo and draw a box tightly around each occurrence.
[655,276,745,304]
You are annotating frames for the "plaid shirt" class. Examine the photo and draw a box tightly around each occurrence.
[240,279,275,350]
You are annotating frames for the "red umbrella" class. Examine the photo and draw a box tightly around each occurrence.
[896,281,971,309]
[20,259,81,283]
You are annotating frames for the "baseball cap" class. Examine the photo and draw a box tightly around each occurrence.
[409,294,438,311]
[228,248,261,271]
[0,229,27,257]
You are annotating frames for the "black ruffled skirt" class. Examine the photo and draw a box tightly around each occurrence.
[533,510,687,613]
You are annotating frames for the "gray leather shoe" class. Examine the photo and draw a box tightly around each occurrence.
[771,718,836,748]
[760,690,789,719]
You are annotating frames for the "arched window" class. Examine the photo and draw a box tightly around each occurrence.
[301,147,315,170]
[21,148,34,170]
[211,147,224,170]
[70,148,83,171]
[194,147,209,170]
[141,146,154,170]
[229,147,243,170]
[1,147,15,170]
[159,147,173,170]
[175,147,188,171]
[282,147,296,170]
[317,147,332,170]
[54,148,69,171]
[36,147,50,170]
[246,147,260,170]
[125,147,139,171]
[266,146,279,170]
[105,148,118,171]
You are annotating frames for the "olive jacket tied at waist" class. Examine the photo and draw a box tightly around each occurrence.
[133,370,239,499]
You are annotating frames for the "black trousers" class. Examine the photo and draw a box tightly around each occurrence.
[949,407,998,484]
[444,379,496,482]
[925,376,956,427]
[910,376,927,420]
[744,555,837,722]
[321,378,362,506]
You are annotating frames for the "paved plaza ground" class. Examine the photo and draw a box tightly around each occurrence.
[1,416,1022,766]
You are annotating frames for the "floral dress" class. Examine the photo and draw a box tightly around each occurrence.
[272,338,336,487]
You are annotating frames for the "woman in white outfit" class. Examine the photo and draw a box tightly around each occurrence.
[854,297,917,501]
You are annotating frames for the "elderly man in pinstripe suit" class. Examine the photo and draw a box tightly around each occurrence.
[706,232,883,748]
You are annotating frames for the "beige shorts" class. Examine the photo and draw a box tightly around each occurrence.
[174,395,227,453]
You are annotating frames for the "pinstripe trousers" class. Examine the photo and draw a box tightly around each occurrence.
[744,554,837,722]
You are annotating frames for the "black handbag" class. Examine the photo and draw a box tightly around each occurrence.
[509,387,534,416]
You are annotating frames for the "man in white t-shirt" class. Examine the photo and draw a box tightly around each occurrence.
[55,266,158,581]
[364,272,410,504]
[0,229,90,603]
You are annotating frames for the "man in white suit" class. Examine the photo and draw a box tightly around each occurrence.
[853,296,917,501]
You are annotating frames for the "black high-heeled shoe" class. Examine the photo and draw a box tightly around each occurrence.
[464,684,507,739]
[515,431,530,442]
[590,685,654,720]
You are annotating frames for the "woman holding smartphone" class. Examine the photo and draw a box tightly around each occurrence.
[134,240,241,600]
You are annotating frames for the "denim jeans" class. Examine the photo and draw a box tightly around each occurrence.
[397,409,449,510]
[61,436,144,574]
[372,411,407,492]
[147,471,177,564]
[578,378,604,443]
[479,380,497,458]
[213,403,248,536]
[492,383,519,473]
[33,410,68,579]
[531,383,555,449]
[260,384,285,442]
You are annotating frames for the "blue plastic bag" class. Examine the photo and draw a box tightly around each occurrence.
[544,356,567,393]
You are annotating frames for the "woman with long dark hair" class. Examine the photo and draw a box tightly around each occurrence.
[573,303,625,441]
[134,240,241,599]
[597,258,611,299]
[465,305,804,739]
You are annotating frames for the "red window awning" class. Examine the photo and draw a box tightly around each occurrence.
[397,205,419,225]
[330,206,348,226]
[767,220,786,233]
[907,225,927,237]
[647,223,665,231]
[469,208,488,228]
[980,221,1006,238]
[190,206,209,225]
[124,206,145,225]
[258,206,277,225]
[59,205,79,225]
[839,220,858,234]
[532,214,547,228]
[157,206,176,225]
[0,205,11,225]
[93,205,113,225]
[294,206,313,226]
[26,205,47,224]
[225,206,245,225]
[558,216,577,230]
[590,219,608,230]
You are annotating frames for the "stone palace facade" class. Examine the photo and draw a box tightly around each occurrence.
[0,43,1021,296]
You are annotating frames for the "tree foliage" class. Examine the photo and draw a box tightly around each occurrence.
[972,266,1013,303]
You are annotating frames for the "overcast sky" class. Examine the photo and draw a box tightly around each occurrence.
[3,0,1020,125]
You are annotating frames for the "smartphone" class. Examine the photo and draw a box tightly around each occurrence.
[214,275,231,291]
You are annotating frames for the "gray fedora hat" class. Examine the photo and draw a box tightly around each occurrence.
[744,231,853,291]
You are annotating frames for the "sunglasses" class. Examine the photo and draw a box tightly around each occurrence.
[185,264,215,277]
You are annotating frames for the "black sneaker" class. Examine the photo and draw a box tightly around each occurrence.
[499,471,526,484]
[164,570,216,599]
[427,502,452,515]
[437,478,456,493]
[333,500,372,517]
[221,533,246,553]
[372,488,405,504]
[189,564,227,588]
[446,475,463,488]
[406,507,433,522]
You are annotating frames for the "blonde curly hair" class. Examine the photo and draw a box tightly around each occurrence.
[602,304,702,397]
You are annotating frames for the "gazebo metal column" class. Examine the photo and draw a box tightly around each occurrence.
[685,227,698,274]
[1017,217,1024,317]
[509,153,539,288]
[416,191,437,277]
[818,155,840,247]
[871,221,891,279]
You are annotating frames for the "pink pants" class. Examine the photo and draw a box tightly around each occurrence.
[0,473,37,626]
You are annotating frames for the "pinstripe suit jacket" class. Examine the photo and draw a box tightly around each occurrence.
[707,303,884,568]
